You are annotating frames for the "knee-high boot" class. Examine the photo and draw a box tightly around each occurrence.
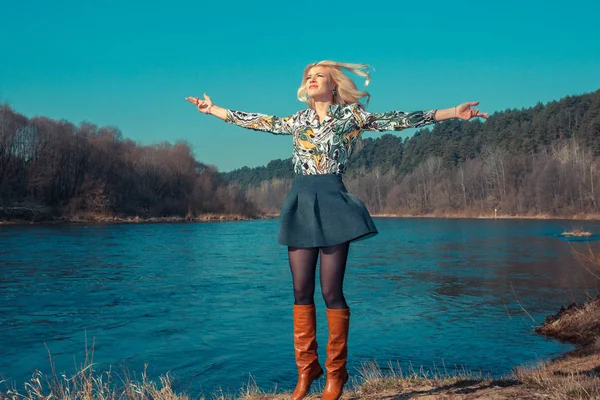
[291,304,323,400]
[322,307,350,400]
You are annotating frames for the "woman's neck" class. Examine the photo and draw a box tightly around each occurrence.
[313,100,333,123]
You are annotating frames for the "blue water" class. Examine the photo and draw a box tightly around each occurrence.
[0,218,598,397]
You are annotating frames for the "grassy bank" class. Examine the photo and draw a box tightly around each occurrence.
[372,212,600,221]
[0,212,254,225]
[7,211,600,225]
[3,296,600,399]
[262,212,600,221]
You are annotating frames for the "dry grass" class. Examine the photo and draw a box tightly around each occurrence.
[66,212,251,223]
[562,228,593,237]
[0,341,194,400]
[214,375,281,400]
[4,351,600,400]
[0,212,254,225]
[371,212,600,221]
[0,364,191,400]
[0,351,499,400]
[0,340,282,400]
[353,359,489,395]
[0,367,273,400]
[352,357,600,399]
[536,294,600,345]
[514,356,600,400]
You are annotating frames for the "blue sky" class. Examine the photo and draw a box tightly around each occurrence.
[1,0,598,172]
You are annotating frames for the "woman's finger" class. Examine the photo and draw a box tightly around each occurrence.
[185,97,200,105]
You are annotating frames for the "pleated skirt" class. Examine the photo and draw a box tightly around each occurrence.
[277,174,378,248]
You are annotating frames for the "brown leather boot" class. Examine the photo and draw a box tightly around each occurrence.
[291,304,323,400]
[322,307,350,400]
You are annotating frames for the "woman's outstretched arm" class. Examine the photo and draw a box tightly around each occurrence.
[356,102,488,132]
[185,94,294,135]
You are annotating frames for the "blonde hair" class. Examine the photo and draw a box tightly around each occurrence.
[297,60,371,109]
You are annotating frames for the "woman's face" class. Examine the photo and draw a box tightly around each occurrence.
[305,66,335,101]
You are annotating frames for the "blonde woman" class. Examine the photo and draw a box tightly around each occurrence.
[186,60,487,400]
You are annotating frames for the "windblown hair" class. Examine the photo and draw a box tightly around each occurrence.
[297,60,371,109]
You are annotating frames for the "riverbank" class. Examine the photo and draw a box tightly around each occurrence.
[262,212,600,221]
[372,212,600,221]
[0,212,255,225]
[2,297,600,399]
[5,211,600,225]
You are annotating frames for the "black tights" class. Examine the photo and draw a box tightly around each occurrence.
[288,242,350,310]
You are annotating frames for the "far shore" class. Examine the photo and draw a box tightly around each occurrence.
[266,212,600,221]
[4,211,600,226]
[0,213,256,225]
[372,212,600,220]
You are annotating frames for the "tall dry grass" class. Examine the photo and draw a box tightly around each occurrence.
[514,359,600,400]
[0,340,193,400]
[354,359,490,395]
[0,338,287,400]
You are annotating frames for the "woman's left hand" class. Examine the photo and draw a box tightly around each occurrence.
[456,102,488,120]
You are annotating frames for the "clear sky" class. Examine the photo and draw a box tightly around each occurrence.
[1,0,598,172]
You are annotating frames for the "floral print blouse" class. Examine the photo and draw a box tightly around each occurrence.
[226,103,437,175]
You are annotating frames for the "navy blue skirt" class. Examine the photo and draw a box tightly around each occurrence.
[277,174,378,248]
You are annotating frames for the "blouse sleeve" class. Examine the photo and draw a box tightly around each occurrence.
[354,104,437,132]
[226,110,295,135]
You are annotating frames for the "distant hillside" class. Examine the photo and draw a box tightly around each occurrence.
[222,90,600,217]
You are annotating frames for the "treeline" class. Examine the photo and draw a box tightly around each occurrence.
[0,105,257,221]
[227,89,600,216]
[3,89,599,222]
[343,139,600,216]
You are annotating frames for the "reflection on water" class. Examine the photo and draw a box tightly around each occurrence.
[0,218,598,396]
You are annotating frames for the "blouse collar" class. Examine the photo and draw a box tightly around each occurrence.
[308,104,346,125]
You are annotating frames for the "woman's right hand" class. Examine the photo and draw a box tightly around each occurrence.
[185,93,214,114]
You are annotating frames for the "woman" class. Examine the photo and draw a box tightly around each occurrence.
[186,60,487,400]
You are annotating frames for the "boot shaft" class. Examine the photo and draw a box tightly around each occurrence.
[292,304,323,400]
[325,307,350,378]
[323,307,350,400]
[293,304,321,374]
